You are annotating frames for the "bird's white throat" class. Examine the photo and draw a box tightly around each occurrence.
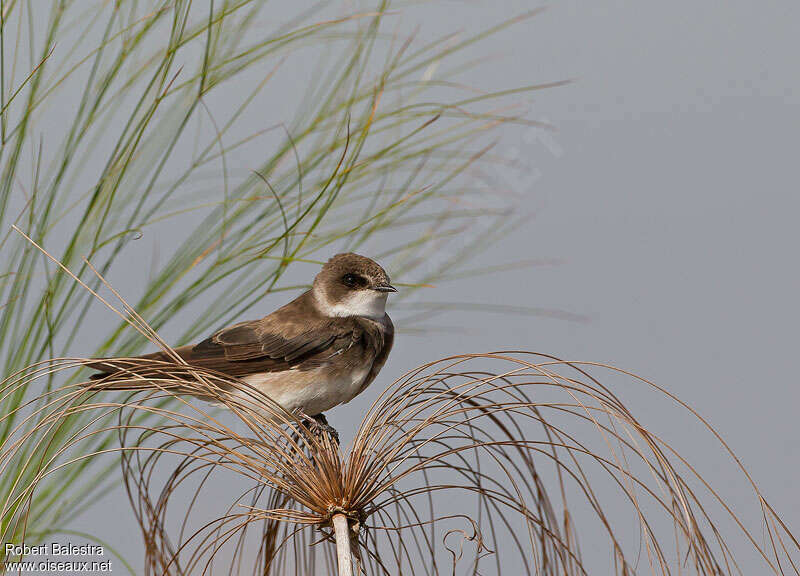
[314,288,388,320]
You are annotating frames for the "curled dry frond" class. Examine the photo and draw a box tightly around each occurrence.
[2,352,798,574]
[1,1,549,538]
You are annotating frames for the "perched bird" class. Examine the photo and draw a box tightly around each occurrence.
[89,253,395,439]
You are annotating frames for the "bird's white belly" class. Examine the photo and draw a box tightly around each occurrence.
[240,364,370,416]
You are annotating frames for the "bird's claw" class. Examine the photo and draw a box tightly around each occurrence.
[299,412,340,445]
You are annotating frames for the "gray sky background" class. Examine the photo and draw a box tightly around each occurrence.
[16,0,800,572]
[403,0,800,557]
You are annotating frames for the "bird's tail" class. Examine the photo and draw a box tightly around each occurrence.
[84,351,213,397]
[85,355,292,420]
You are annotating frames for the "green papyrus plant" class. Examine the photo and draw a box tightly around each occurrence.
[0,1,555,547]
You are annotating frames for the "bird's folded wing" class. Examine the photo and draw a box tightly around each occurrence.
[183,317,360,375]
[89,290,365,382]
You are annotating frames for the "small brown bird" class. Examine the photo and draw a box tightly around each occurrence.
[89,253,395,437]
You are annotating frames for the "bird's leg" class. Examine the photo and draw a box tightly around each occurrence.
[313,413,340,445]
[297,411,340,445]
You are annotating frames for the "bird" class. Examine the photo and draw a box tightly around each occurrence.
[88,253,396,441]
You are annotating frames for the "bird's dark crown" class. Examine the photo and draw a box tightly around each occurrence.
[311,253,395,318]
[315,253,391,294]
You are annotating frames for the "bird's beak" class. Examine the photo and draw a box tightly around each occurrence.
[373,283,397,293]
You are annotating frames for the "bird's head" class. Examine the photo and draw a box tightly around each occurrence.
[312,253,396,319]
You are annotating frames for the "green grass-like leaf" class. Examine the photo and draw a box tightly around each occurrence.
[0,1,548,545]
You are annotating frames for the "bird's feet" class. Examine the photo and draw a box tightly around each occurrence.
[298,412,340,445]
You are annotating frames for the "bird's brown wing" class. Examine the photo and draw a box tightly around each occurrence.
[183,318,360,377]
[89,291,360,382]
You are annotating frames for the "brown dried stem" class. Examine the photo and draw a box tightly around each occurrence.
[2,350,799,574]
[2,234,798,574]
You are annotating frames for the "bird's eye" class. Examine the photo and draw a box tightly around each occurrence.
[343,273,358,287]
